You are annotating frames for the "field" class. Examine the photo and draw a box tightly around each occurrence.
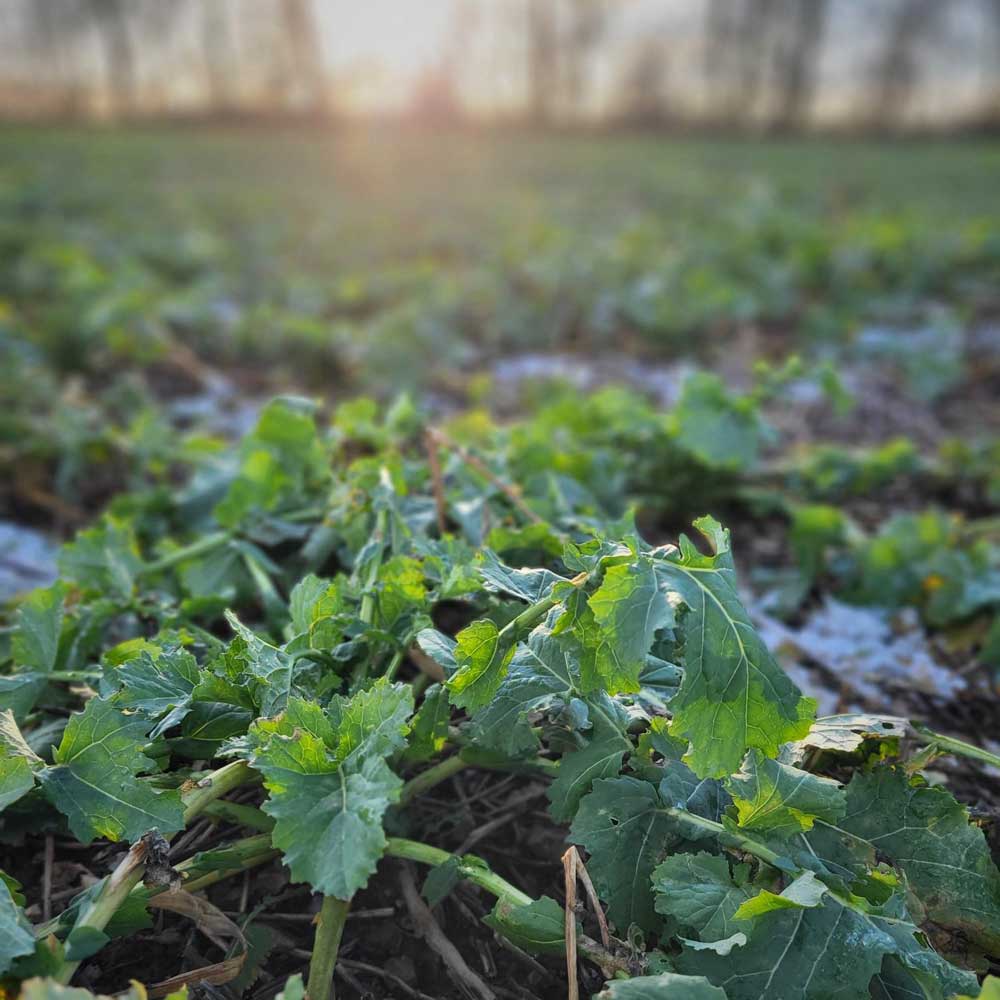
[1,126,1000,1000]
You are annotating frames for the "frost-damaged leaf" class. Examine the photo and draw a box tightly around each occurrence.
[673,864,977,1000]
[12,582,65,673]
[727,750,846,840]
[446,619,516,710]
[652,853,752,944]
[111,647,200,737]
[243,682,413,898]
[38,699,183,844]
[596,973,728,999]
[484,896,566,956]
[586,557,674,694]
[654,517,815,777]
[838,765,1000,952]
[570,776,675,932]
[784,714,906,761]
[0,874,35,973]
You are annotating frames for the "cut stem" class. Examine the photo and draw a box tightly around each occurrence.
[306,895,351,1000]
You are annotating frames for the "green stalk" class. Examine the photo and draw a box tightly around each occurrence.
[181,760,257,823]
[310,476,391,1000]
[384,837,533,906]
[142,530,233,576]
[495,570,589,647]
[400,753,470,805]
[53,760,258,983]
[306,896,351,1000]
[911,724,1000,769]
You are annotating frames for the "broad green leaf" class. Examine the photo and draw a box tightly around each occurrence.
[0,673,49,722]
[19,980,150,1000]
[111,647,200,737]
[416,628,458,676]
[484,896,566,956]
[375,555,428,631]
[0,755,35,811]
[672,372,765,471]
[446,619,516,710]
[478,550,566,603]
[727,751,846,840]
[406,684,451,762]
[548,733,629,822]
[245,682,413,897]
[276,974,305,1000]
[38,699,184,844]
[224,612,296,717]
[838,766,1000,952]
[254,737,401,898]
[0,874,35,974]
[956,977,1000,1000]
[327,678,414,762]
[58,517,141,600]
[655,517,815,777]
[596,973,728,999]
[570,776,675,932]
[652,853,752,943]
[12,583,65,673]
[586,557,674,693]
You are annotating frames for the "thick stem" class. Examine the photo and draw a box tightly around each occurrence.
[911,724,1000,769]
[306,895,351,1000]
[385,837,533,906]
[142,530,233,576]
[181,760,257,823]
[400,754,470,805]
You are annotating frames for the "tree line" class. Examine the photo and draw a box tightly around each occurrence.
[5,0,1000,130]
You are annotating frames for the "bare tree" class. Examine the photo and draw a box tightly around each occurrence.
[772,0,831,131]
[525,0,558,123]
[560,0,610,117]
[85,0,136,114]
[870,0,942,128]
[277,0,329,114]
[201,0,238,113]
[618,37,671,127]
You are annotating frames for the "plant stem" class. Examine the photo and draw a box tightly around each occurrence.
[383,647,406,681]
[181,760,257,823]
[400,753,469,805]
[306,895,351,1000]
[497,570,588,645]
[200,798,276,831]
[385,837,533,906]
[310,477,390,996]
[910,724,1000,770]
[142,530,233,576]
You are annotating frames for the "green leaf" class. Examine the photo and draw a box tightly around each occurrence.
[478,551,566,603]
[586,557,674,694]
[415,628,458,676]
[38,699,184,844]
[570,776,675,932]
[837,766,1000,952]
[276,974,306,1000]
[484,896,566,956]
[224,611,296,717]
[111,647,200,737]
[596,973,728,999]
[727,751,846,840]
[328,678,414,762]
[0,755,36,811]
[672,372,765,471]
[254,738,401,898]
[652,853,752,944]
[19,980,149,1000]
[732,873,828,920]
[655,517,815,777]
[245,682,413,897]
[0,875,35,974]
[446,619,516,710]
[548,734,629,823]
[58,517,141,600]
[12,583,65,673]
[406,684,451,762]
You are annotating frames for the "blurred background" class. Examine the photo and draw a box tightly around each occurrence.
[1,0,999,130]
[1,1,999,600]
